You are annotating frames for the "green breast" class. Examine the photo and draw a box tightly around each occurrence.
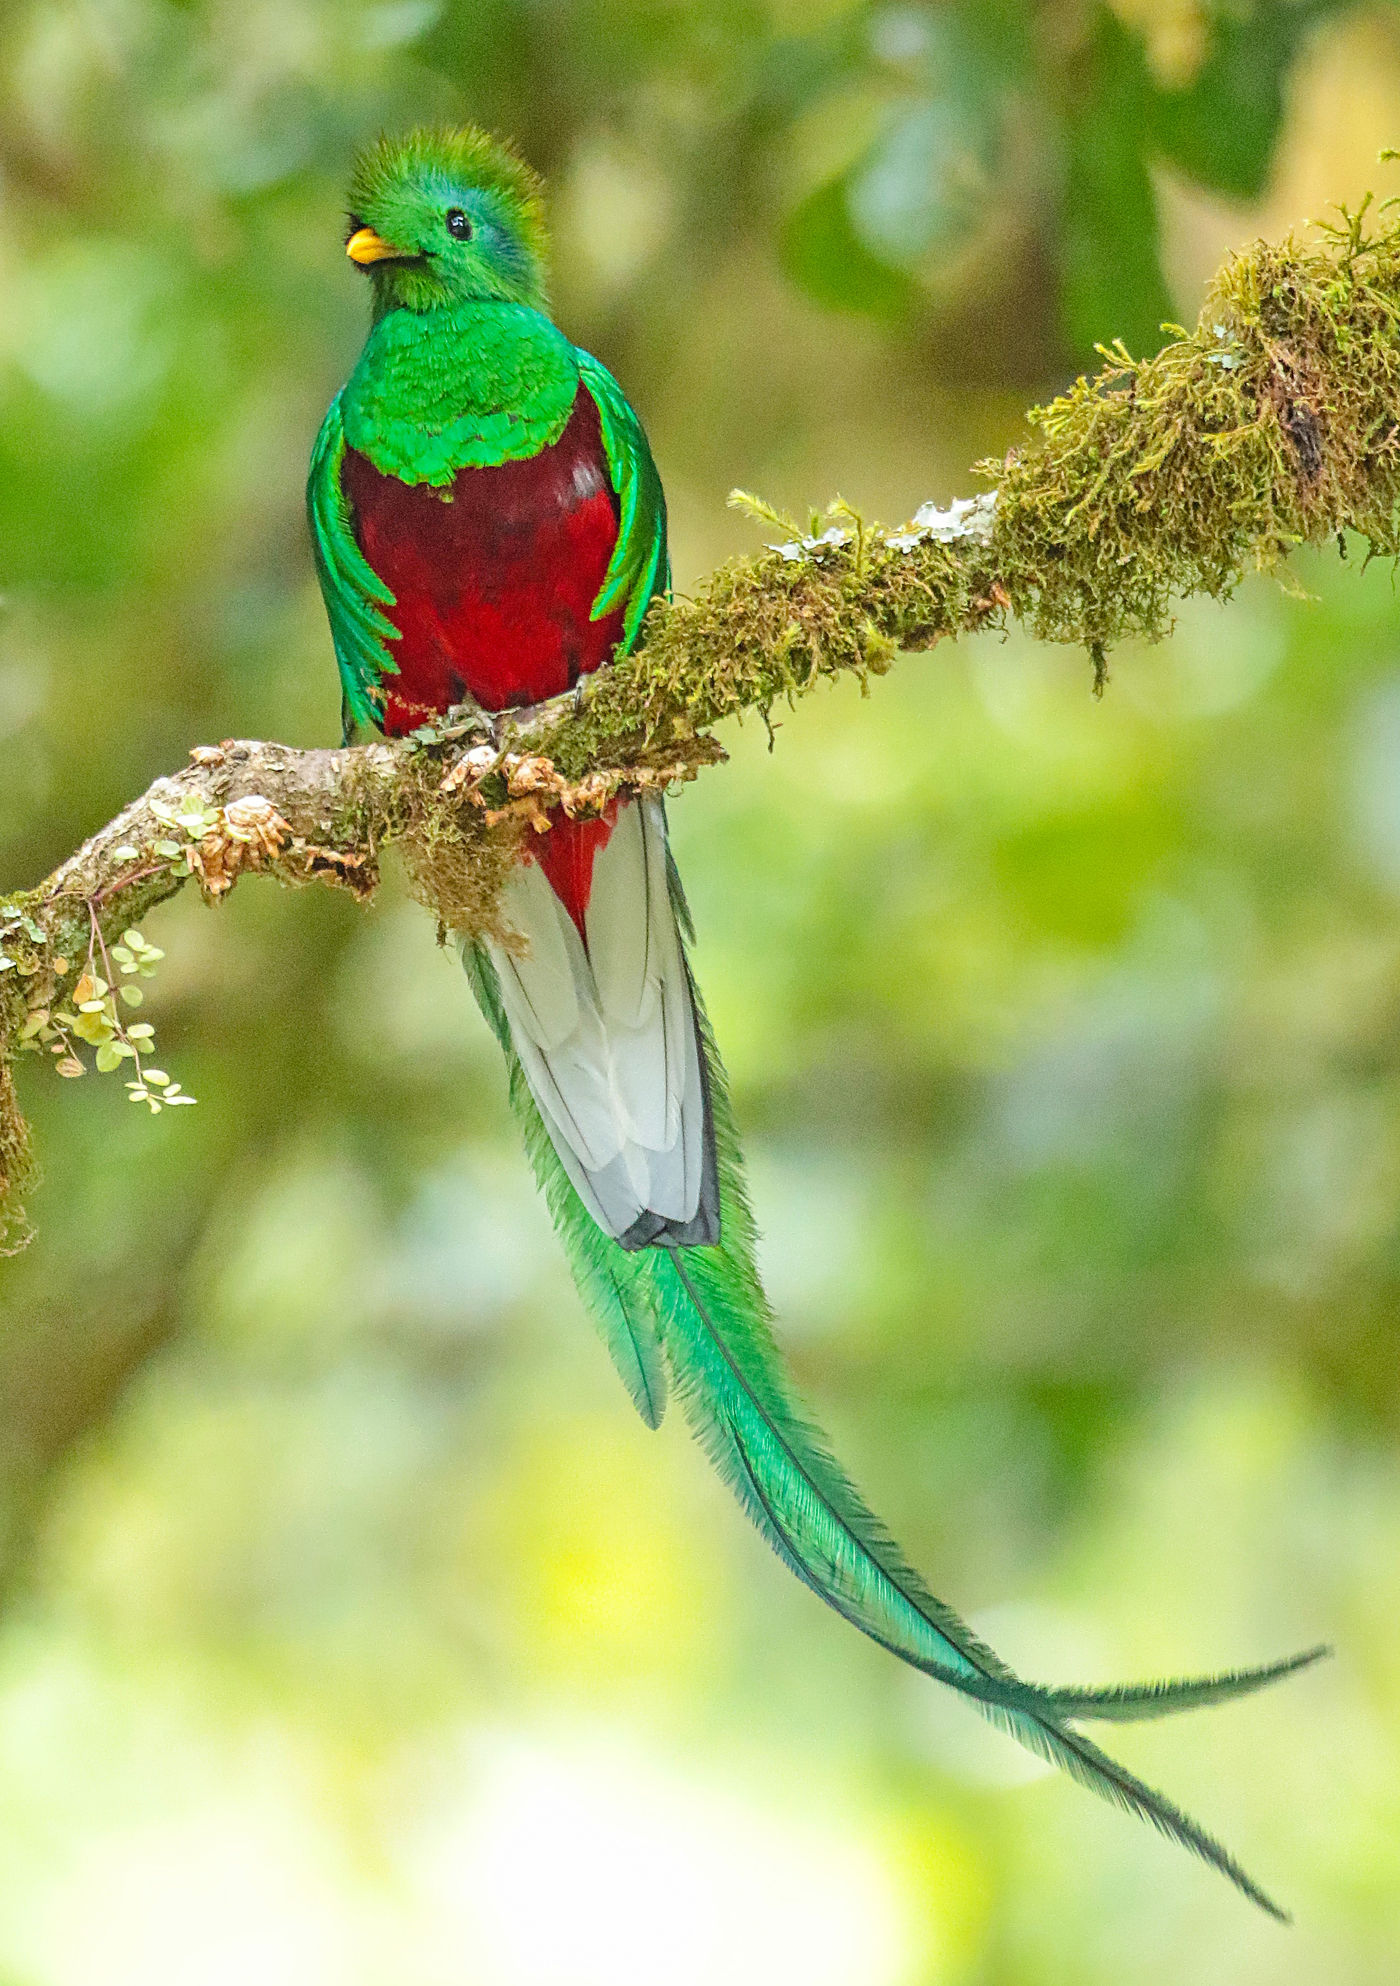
[340,300,580,488]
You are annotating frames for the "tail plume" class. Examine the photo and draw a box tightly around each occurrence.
[465,871,1321,1921]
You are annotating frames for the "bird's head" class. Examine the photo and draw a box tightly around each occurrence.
[343,126,548,314]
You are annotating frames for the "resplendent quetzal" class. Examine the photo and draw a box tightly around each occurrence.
[308,127,1322,1917]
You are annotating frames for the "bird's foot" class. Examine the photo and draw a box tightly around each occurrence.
[436,692,492,743]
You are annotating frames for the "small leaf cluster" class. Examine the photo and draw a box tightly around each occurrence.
[18,927,195,1112]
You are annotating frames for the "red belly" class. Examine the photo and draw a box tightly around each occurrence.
[343,386,628,933]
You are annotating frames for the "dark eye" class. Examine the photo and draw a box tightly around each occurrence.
[445,208,472,241]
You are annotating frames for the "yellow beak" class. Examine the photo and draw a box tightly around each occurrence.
[346,227,401,265]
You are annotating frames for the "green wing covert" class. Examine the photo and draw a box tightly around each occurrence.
[575,348,670,654]
[307,394,400,735]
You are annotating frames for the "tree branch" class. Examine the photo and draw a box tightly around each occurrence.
[5,201,1400,1231]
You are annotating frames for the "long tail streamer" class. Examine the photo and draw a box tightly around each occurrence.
[467,941,1325,1920]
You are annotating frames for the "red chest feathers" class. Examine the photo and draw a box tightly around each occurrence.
[343,386,626,733]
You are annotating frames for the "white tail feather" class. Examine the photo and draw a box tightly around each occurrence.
[487,797,710,1243]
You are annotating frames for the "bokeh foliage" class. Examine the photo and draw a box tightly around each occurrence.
[2,2,1400,1982]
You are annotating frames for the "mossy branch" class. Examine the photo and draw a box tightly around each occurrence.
[6,202,1400,1235]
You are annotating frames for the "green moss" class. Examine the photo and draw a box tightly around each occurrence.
[0,1050,33,1251]
[991,207,1400,648]
[393,753,528,942]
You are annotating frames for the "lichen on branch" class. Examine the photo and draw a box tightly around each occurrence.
[5,199,1400,1238]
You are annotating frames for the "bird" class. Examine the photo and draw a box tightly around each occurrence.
[308,125,1325,1918]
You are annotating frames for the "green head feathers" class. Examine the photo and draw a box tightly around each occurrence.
[345,126,549,313]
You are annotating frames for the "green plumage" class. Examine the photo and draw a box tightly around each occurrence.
[574,348,671,651]
[318,123,1324,1922]
[341,303,579,486]
[307,398,399,732]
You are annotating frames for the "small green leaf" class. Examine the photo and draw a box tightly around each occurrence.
[95,1043,123,1073]
[144,1069,171,1086]
[119,984,144,1007]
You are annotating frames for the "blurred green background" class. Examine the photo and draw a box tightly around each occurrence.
[2,0,1400,1979]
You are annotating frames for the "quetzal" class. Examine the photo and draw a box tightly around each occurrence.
[308,126,1322,1917]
